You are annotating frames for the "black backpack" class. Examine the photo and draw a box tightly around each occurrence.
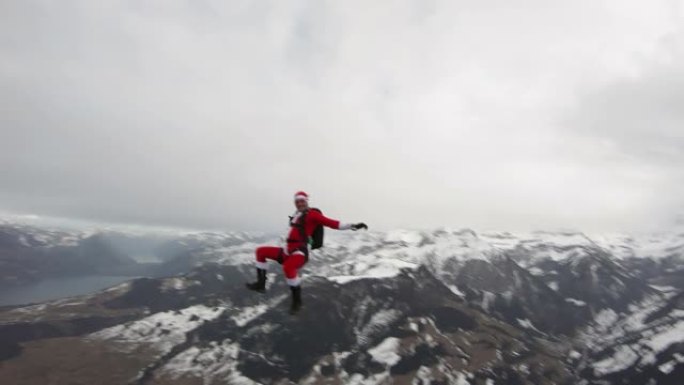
[291,208,325,250]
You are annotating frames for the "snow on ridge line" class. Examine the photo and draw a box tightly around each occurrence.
[317,229,684,275]
[6,219,684,267]
[327,261,419,284]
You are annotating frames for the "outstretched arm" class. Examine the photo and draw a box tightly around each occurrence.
[309,210,342,229]
[310,210,367,231]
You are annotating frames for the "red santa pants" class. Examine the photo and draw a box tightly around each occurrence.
[255,246,306,286]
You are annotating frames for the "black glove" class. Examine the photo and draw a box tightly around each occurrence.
[351,223,368,231]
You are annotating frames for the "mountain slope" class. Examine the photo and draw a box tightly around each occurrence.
[2,265,573,385]
[0,225,683,384]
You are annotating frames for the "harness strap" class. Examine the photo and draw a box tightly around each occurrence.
[290,210,310,246]
[295,210,308,241]
[280,210,311,265]
[298,246,310,263]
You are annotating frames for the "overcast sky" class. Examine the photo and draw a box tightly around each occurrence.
[1,0,683,233]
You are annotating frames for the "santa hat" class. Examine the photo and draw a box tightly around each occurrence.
[294,191,309,201]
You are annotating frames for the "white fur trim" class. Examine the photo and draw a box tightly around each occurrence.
[290,211,302,225]
[255,261,268,269]
[286,277,301,286]
[294,194,309,201]
[291,250,305,256]
[338,223,353,230]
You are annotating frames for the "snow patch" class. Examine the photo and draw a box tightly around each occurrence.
[90,305,223,353]
[368,337,401,366]
[565,298,587,306]
[516,318,541,332]
[160,277,197,292]
[102,281,131,293]
[659,360,676,374]
[481,291,496,311]
[643,320,684,353]
[454,372,471,385]
[356,309,402,346]
[231,295,286,327]
[594,308,619,330]
[593,345,639,376]
[448,285,465,297]
[232,304,269,327]
[162,340,258,384]
[649,285,677,293]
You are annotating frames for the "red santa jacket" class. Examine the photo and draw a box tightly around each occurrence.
[286,209,343,252]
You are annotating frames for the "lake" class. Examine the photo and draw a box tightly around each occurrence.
[0,275,137,306]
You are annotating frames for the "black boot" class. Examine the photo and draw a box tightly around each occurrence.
[245,268,267,292]
[289,285,302,314]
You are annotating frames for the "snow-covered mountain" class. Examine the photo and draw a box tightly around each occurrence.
[1,224,683,384]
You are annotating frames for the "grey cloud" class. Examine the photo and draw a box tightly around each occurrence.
[567,33,684,164]
[561,29,684,227]
[1,0,683,232]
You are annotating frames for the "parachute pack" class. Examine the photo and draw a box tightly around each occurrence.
[291,208,324,250]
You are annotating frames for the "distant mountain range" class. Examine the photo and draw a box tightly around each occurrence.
[0,222,269,288]
[0,222,682,384]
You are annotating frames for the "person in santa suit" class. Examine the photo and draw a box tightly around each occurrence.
[246,191,367,314]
